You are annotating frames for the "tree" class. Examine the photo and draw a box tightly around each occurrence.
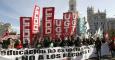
[108,29,115,39]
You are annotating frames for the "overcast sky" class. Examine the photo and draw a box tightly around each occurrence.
[0,0,115,33]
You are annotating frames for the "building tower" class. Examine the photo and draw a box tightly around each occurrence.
[87,7,94,22]
[69,0,76,12]
[87,7,94,34]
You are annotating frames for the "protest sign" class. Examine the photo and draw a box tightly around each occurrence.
[0,45,97,60]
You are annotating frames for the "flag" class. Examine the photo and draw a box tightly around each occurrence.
[2,29,9,38]
[32,2,40,34]
[42,7,55,37]
[82,17,90,38]
[95,26,103,38]
[84,17,90,33]
[105,32,109,39]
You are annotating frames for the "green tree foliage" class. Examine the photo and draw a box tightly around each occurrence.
[109,29,115,39]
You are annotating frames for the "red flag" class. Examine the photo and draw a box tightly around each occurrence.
[32,4,40,34]
[20,17,32,45]
[70,13,78,36]
[42,7,55,37]
[55,19,63,39]
[63,12,72,37]
[2,29,9,38]
[63,12,78,37]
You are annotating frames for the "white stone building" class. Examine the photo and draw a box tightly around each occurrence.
[87,7,107,34]
[68,0,76,12]
[0,22,12,36]
[107,18,115,31]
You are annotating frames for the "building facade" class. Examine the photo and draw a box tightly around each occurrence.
[87,7,107,34]
[68,0,80,36]
[69,0,76,12]
[0,22,12,37]
[107,18,115,30]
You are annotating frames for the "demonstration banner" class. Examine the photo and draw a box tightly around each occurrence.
[20,17,32,44]
[42,7,55,37]
[54,19,63,38]
[0,45,96,60]
[70,13,78,36]
[63,12,71,37]
[63,12,78,37]
[63,12,76,37]
[42,9,78,38]
[32,5,40,34]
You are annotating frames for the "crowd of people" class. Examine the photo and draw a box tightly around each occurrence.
[0,36,98,49]
[0,36,115,59]
[35,36,96,48]
[34,36,115,59]
[0,38,23,49]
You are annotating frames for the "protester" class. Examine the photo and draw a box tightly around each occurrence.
[59,38,64,47]
[43,37,51,47]
[16,40,23,49]
[55,38,60,47]
[109,38,115,57]
[74,37,82,47]
[23,39,29,48]
[95,37,102,60]
[68,37,74,46]
[49,39,56,47]
[63,37,69,46]
[63,57,71,60]
[101,38,106,43]
[8,38,15,48]
[2,38,11,49]
[14,39,20,48]
[0,41,2,49]
[89,37,95,45]
[35,40,42,48]
[6,38,11,49]
[2,40,7,49]
[82,38,88,46]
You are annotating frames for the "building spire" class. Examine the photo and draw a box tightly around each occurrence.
[69,0,76,12]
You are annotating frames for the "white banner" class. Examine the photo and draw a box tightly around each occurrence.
[0,44,110,60]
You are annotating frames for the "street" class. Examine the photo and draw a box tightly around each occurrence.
[88,55,115,60]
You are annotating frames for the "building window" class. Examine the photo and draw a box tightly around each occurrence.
[94,16,98,20]
[101,22,103,25]
[97,22,98,25]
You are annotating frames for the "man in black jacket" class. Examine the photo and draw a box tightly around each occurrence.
[95,37,102,60]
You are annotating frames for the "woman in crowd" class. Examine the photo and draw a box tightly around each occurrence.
[15,40,23,49]
[8,38,15,49]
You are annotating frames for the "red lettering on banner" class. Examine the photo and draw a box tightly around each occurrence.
[63,12,72,36]
[42,8,77,39]
[55,19,63,38]
[71,13,78,35]
[63,12,78,37]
